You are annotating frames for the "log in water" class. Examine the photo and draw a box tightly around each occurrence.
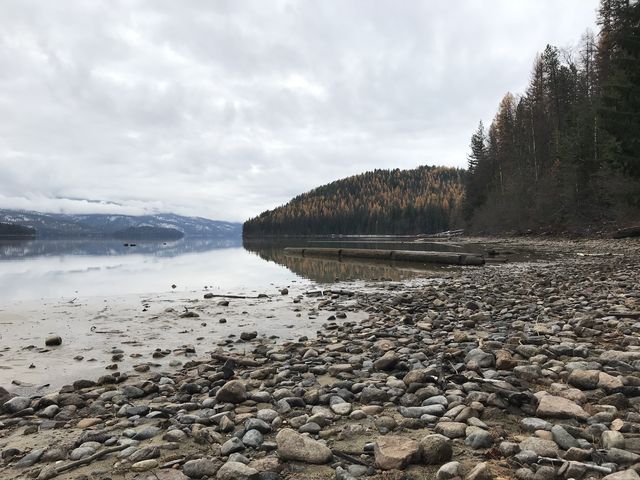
[283,247,485,266]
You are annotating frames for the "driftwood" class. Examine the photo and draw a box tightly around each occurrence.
[284,247,485,266]
[539,456,613,474]
[39,444,129,479]
[331,448,370,466]
[613,226,640,239]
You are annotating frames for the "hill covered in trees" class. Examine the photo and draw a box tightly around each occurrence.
[243,166,464,236]
[464,0,640,233]
[245,0,638,238]
[0,223,36,239]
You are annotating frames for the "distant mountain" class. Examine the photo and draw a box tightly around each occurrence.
[0,210,241,239]
[0,222,36,239]
[243,166,465,236]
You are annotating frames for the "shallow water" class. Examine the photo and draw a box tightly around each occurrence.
[0,237,467,302]
[0,236,535,393]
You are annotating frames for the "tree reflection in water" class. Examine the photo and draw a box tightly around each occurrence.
[243,238,447,283]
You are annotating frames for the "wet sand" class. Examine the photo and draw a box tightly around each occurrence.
[0,283,368,396]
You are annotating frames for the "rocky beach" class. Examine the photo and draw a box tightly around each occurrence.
[1,237,640,480]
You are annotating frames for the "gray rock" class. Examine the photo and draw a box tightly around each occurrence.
[519,438,559,458]
[131,459,159,472]
[373,435,420,470]
[420,434,452,464]
[435,421,466,439]
[436,461,460,480]
[604,447,640,464]
[465,427,493,449]
[256,409,278,423]
[216,380,246,404]
[499,441,520,457]
[515,468,535,480]
[465,348,495,368]
[183,458,218,478]
[164,429,188,442]
[3,396,30,413]
[69,446,95,461]
[536,395,589,421]
[45,335,62,346]
[514,450,539,464]
[359,386,389,403]
[276,428,332,464]
[14,449,44,468]
[533,466,556,480]
[299,422,321,434]
[133,426,161,440]
[567,369,600,389]
[373,351,399,371]
[129,446,160,463]
[602,470,640,480]
[216,461,259,480]
[400,405,445,418]
[221,437,245,455]
[422,395,448,407]
[521,418,552,432]
[551,425,578,450]
[335,466,358,480]
[122,385,145,399]
[245,418,271,434]
[602,430,625,449]
[242,429,264,448]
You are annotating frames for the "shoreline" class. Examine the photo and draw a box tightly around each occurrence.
[1,237,639,479]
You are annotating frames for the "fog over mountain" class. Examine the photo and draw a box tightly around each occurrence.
[0,1,598,221]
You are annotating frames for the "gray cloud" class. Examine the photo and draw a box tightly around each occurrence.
[0,0,599,221]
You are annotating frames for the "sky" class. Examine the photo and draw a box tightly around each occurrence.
[0,0,600,222]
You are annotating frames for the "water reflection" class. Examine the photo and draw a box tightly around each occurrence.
[0,237,241,260]
[0,238,294,301]
[242,238,460,283]
[0,237,515,302]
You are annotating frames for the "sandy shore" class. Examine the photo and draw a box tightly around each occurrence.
[0,284,368,396]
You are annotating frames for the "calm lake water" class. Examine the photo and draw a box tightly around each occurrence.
[0,237,489,302]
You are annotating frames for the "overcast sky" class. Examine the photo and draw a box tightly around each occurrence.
[0,0,599,222]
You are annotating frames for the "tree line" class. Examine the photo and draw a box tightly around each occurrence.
[464,0,640,232]
[245,0,638,237]
[243,166,465,236]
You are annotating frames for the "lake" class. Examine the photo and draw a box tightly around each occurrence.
[0,237,476,302]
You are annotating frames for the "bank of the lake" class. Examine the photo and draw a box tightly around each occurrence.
[1,237,639,480]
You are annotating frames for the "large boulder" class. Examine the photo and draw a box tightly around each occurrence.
[0,386,13,406]
[183,458,218,479]
[2,396,30,413]
[215,380,246,404]
[420,434,453,464]
[464,349,495,368]
[519,437,559,457]
[276,428,332,464]
[373,436,420,470]
[567,370,600,390]
[536,394,589,421]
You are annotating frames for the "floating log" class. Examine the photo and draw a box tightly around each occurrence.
[284,247,485,266]
[613,226,640,239]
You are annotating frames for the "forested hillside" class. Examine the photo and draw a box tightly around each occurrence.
[243,166,464,236]
[464,0,640,232]
[0,223,36,238]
